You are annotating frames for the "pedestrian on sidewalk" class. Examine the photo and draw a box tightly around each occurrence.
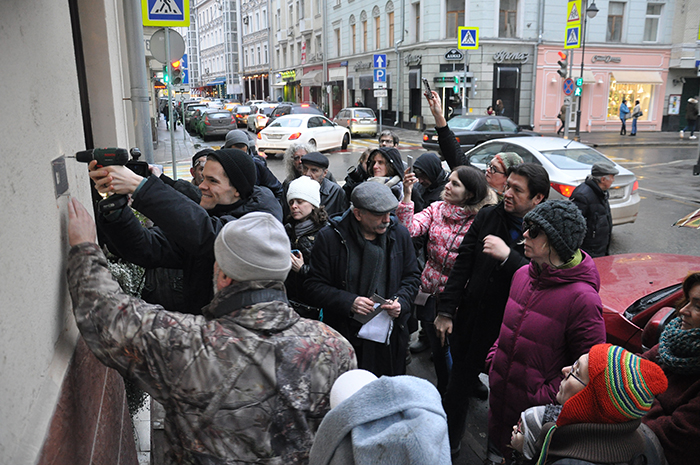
[681,97,698,140]
[557,105,566,135]
[630,100,642,136]
[619,100,630,135]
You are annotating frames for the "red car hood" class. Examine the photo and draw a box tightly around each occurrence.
[594,253,700,315]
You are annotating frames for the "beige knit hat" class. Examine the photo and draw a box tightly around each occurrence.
[214,212,291,282]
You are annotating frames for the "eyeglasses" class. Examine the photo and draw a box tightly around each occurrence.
[523,222,542,239]
[566,360,587,387]
[487,162,506,175]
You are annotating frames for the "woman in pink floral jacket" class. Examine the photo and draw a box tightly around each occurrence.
[397,165,496,393]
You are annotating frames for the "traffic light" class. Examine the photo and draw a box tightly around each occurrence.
[453,76,459,94]
[557,51,568,79]
[171,60,183,86]
[575,77,583,97]
[162,65,169,84]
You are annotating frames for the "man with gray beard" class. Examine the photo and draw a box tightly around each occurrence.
[305,182,421,377]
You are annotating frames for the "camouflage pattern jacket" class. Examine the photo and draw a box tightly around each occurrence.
[67,243,357,465]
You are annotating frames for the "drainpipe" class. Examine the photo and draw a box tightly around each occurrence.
[322,0,329,118]
[123,0,155,162]
[394,0,405,127]
[529,0,545,130]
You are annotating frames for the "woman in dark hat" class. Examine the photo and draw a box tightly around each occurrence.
[484,200,607,464]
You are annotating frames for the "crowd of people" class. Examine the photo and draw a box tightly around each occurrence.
[63,92,699,465]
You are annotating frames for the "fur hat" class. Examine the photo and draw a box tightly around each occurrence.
[206,148,257,199]
[523,200,587,262]
[557,344,668,426]
[286,175,321,208]
[214,212,291,282]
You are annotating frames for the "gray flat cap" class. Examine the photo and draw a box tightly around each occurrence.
[591,162,619,177]
[223,129,250,149]
[352,182,398,214]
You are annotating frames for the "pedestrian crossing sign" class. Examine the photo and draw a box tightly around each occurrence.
[458,27,479,50]
[142,0,190,27]
[565,26,581,49]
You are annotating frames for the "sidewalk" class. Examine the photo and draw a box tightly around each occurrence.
[153,115,198,179]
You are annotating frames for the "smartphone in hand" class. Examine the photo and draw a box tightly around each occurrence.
[406,155,414,173]
[422,78,433,99]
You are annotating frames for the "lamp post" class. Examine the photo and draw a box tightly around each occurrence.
[574,0,599,141]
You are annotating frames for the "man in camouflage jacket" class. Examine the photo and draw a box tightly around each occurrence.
[66,199,356,464]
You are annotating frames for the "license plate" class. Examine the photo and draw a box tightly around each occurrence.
[360,119,371,123]
[431,135,439,141]
[609,187,625,200]
[267,134,283,140]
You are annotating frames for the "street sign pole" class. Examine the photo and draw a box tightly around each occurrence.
[462,51,468,112]
[165,27,177,179]
[564,50,572,139]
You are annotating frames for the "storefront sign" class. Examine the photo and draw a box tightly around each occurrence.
[445,48,463,61]
[340,61,348,67]
[591,55,621,63]
[354,61,373,71]
[492,50,530,64]
[281,70,296,81]
[404,53,422,65]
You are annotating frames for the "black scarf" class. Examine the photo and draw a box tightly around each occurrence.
[347,218,388,299]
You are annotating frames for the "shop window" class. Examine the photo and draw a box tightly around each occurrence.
[607,2,624,43]
[446,0,464,39]
[607,80,653,121]
[499,0,518,38]
[643,3,662,42]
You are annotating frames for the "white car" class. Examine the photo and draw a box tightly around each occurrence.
[466,137,640,225]
[257,114,351,154]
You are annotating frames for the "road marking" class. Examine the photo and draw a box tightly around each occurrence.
[638,187,700,205]
[629,158,695,170]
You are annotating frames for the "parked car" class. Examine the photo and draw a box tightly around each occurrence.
[207,99,224,109]
[185,104,208,132]
[596,253,700,353]
[333,107,378,137]
[231,105,252,127]
[195,108,236,140]
[247,104,277,133]
[422,115,538,152]
[265,103,323,127]
[257,114,351,155]
[224,101,241,111]
[466,137,640,225]
[187,107,208,133]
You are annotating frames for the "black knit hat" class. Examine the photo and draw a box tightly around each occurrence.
[192,148,214,167]
[523,200,587,262]
[206,148,257,199]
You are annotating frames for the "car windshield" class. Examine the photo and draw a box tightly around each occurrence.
[235,106,251,112]
[270,118,303,128]
[355,109,375,118]
[540,148,612,170]
[447,116,480,130]
[262,107,275,115]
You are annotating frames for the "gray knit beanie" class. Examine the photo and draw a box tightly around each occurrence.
[523,200,587,262]
[214,212,291,282]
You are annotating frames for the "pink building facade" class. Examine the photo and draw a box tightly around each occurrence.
[534,45,670,133]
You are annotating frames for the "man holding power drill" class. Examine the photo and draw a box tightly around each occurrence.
[89,147,282,314]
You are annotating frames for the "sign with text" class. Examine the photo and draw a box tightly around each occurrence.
[374,89,388,98]
[142,0,190,27]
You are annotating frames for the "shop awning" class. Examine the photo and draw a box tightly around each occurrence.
[300,70,324,87]
[582,70,596,84]
[611,71,664,84]
[271,82,286,87]
[205,77,226,86]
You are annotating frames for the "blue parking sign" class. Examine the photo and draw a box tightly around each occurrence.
[374,69,386,82]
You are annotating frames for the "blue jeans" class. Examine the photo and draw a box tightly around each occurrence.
[620,117,627,134]
[631,117,638,134]
[683,119,697,136]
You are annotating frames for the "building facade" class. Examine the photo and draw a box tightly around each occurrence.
[241,0,272,101]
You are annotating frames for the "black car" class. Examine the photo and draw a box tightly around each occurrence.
[421,115,539,153]
[265,103,323,127]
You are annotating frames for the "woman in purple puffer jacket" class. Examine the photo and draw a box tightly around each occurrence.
[398,165,496,394]
[484,200,606,465]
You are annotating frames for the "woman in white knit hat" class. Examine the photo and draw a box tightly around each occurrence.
[284,175,329,319]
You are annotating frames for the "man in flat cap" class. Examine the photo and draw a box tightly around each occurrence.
[305,182,421,377]
[66,200,356,464]
[88,148,282,314]
[570,162,620,257]
[223,129,284,204]
[300,151,348,217]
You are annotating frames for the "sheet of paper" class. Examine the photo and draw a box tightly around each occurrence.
[357,310,393,344]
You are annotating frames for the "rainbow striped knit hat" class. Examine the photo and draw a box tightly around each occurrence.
[557,344,667,426]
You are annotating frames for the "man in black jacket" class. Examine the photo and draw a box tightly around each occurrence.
[305,182,421,377]
[570,162,618,258]
[89,148,283,314]
[300,151,349,217]
[434,163,549,459]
